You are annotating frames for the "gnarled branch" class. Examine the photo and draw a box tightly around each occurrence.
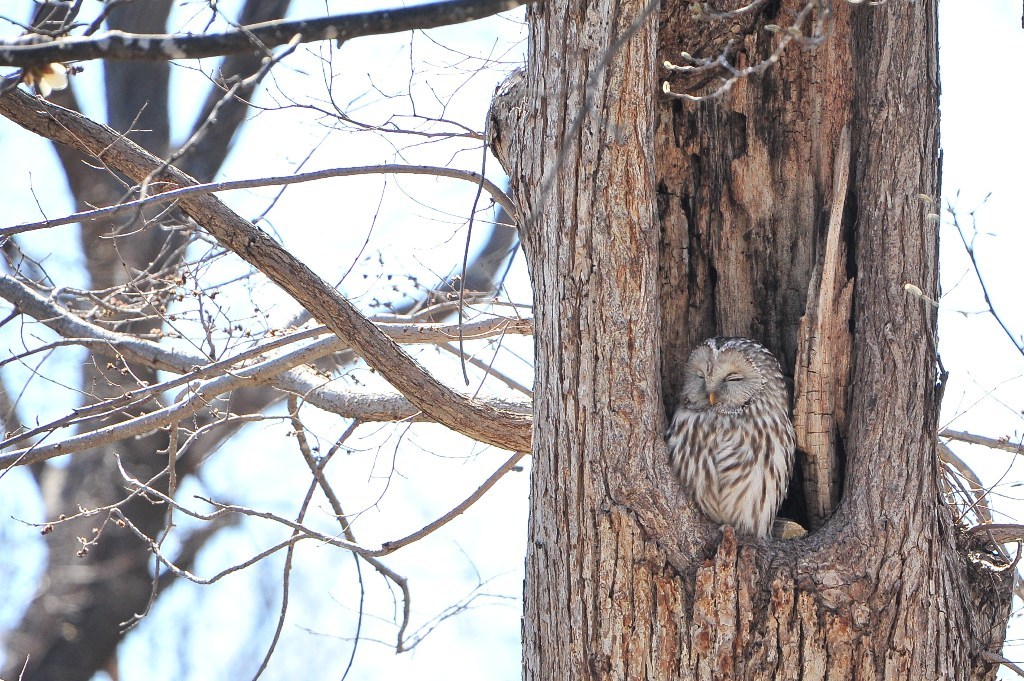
[0,87,532,452]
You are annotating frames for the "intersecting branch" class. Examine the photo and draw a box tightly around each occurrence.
[0,0,530,67]
[0,87,533,452]
[0,274,532,467]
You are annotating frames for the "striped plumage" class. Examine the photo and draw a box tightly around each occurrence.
[667,337,795,538]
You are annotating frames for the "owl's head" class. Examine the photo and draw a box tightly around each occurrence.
[681,337,769,413]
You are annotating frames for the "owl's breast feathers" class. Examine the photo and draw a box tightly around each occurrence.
[668,369,795,537]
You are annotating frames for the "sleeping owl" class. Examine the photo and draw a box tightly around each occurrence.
[667,337,795,538]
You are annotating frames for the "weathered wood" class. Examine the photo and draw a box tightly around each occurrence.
[793,125,854,530]
[499,0,1015,677]
[503,0,694,676]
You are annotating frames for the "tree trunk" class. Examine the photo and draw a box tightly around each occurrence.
[500,0,1014,677]
[1,4,292,679]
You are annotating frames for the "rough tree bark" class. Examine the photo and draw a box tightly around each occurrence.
[495,0,1014,678]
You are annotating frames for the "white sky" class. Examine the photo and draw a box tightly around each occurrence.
[938,3,1024,675]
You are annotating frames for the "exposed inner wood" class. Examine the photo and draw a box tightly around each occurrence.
[493,0,1013,677]
[792,125,855,531]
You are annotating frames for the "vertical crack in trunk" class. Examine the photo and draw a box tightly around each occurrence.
[793,125,855,531]
[496,0,1014,677]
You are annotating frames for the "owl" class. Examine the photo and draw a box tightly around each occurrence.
[667,337,795,538]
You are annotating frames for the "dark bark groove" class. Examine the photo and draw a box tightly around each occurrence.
[501,0,1014,678]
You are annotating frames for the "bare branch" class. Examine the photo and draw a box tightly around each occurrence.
[440,342,533,396]
[941,429,1024,456]
[286,402,412,654]
[0,88,533,452]
[113,507,309,585]
[978,651,1024,679]
[154,513,242,594]
[0,272,530,373]
[946,204,1024,358]
[1,164,518,238]
[938,441,993,526]
[0,350,529,469]
[116,438,527,564]
[254,400,321,679]
[661,0,821,102]
[381,450,526,553]
[0,273,532,464]
[968,523,1024,545]
[177,0,294,183]
[0,0,530,67]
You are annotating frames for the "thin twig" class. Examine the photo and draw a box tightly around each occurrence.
[252,397,321,679]
[286,404,398,654]
[456,117,496,385]
[1,272,531,460]
[112,506,306,585]
[2,164,518,238]
[938,442,992,525]
[440,341,533,396]
[947,203,1024,357]
[662,0,823,102]
[380,449,526,553]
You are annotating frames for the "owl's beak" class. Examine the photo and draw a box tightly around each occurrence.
[708,392,717,406]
